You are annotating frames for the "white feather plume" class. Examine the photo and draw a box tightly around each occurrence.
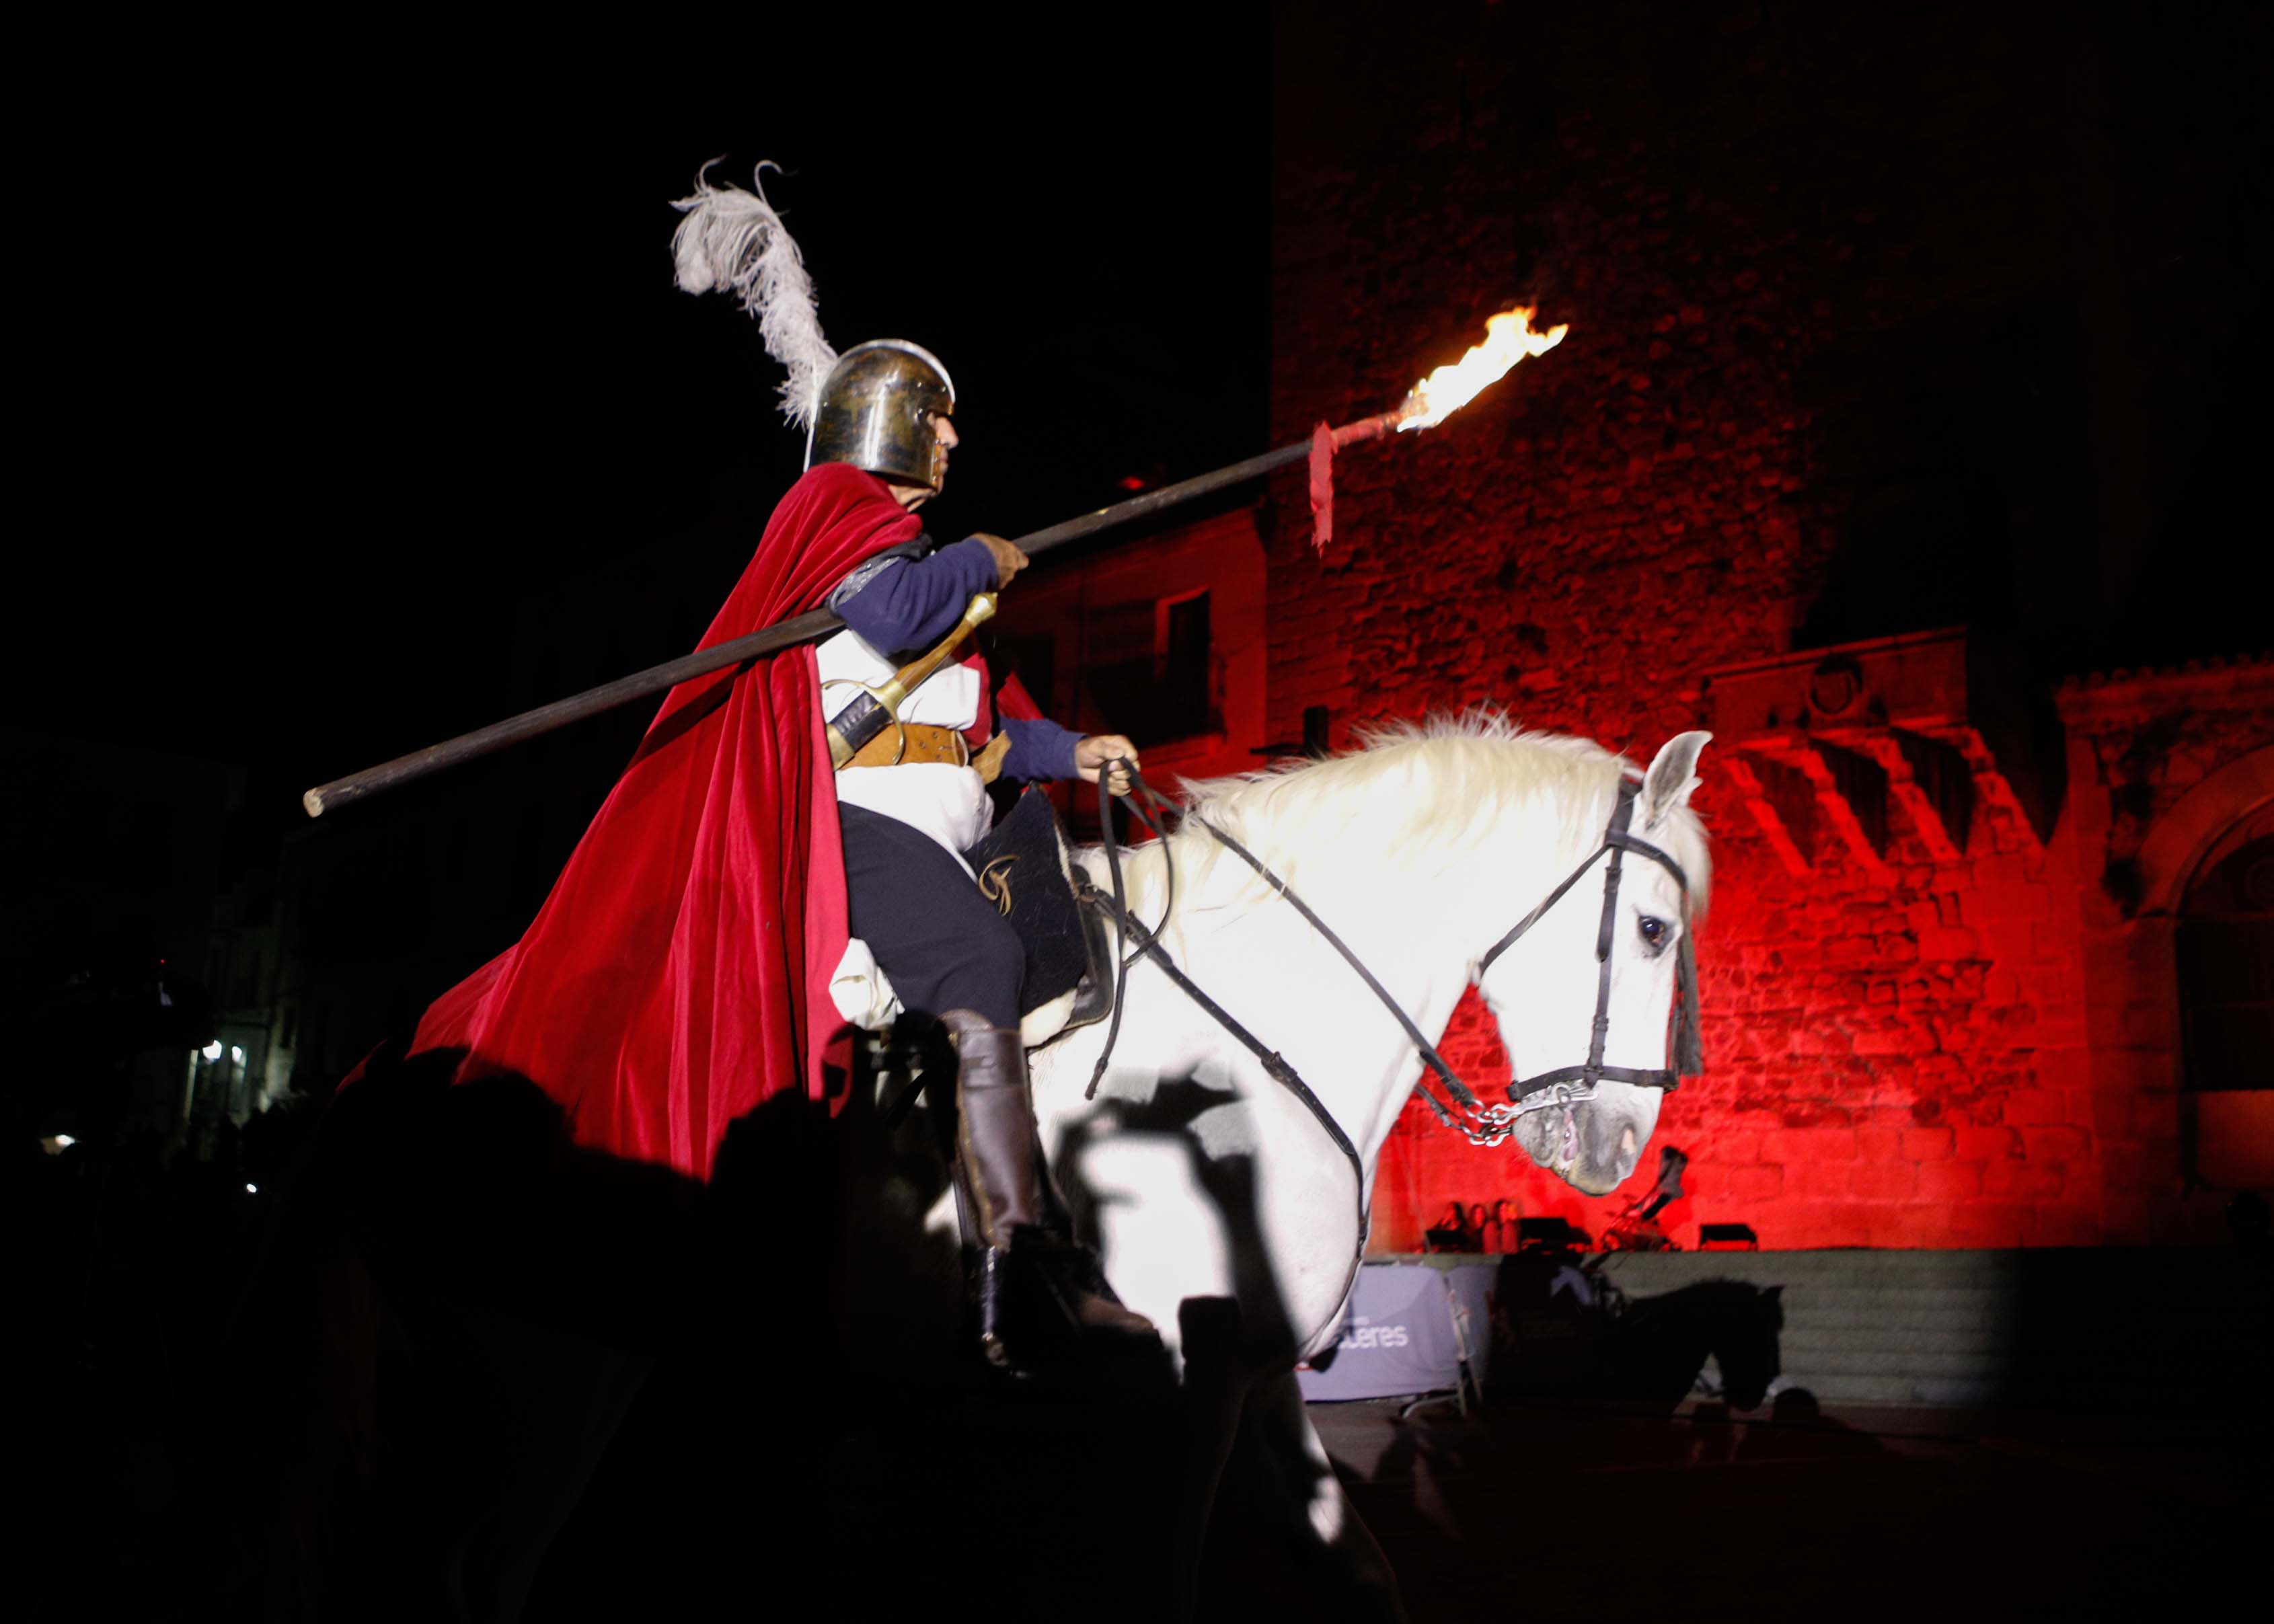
[671,159,837,430]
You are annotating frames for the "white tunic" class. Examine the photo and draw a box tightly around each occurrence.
[816,624,991,873]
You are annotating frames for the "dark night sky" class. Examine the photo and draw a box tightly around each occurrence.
[13,5,2261,994]
[39,17,1272,746]
[19,17,1271,969]
[7,15,1273,997]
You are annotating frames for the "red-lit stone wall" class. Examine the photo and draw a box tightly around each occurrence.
[1258,5,2273,1248]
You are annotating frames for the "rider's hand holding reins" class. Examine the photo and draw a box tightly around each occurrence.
[1077,736,1139,796]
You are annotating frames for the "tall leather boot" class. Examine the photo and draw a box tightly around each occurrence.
[941,1008,1156,1369]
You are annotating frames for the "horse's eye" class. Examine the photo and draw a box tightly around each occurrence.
[1637,915,1669,954]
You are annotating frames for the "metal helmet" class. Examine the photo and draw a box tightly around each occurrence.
[806,339,957,491]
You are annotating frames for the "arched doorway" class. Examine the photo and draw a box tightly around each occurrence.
[2178,805,2274,1188]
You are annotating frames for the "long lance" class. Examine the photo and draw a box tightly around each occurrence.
[299,412,1402,817]
[299,302,1571,817]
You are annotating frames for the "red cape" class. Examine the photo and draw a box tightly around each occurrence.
[405,463,921,1182]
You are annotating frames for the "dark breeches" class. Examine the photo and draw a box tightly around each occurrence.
[839,803,1023,1030]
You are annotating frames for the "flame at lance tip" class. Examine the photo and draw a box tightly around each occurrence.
[1396,306,1569,431]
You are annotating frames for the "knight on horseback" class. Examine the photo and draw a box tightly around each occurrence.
[804,340,1158,1363]
[313,161,1720,1621]
[387,167,1152,1375]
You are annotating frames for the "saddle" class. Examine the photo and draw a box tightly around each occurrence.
[834,788,1114,1050]
[961,788,1116,1048]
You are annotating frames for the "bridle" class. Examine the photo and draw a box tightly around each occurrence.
[1462,773,1702,1145]
[1080,768,1702,1157]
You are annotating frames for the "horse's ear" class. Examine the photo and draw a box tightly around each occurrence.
[1642,730,1712,827]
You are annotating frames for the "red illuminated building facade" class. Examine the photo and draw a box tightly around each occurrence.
[998,3,2271,1251]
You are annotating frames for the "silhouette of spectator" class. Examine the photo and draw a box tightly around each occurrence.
[1737,1385,1890,1466]
[1425,1200,1466,1253]
[1492,1199,1519,1253]
[1770,1386,1823,1426]
[1468,1202,1492,1253]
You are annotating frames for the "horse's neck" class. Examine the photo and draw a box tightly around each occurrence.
[1064,779,1591,1172]
[1160,841,1496,1167]
[1237,794,1596,1150]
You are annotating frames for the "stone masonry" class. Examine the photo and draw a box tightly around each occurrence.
[1254,3,2272,1249]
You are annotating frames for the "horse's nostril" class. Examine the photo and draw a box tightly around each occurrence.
[1620,1124,1637,1163]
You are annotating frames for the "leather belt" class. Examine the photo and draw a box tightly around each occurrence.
[841,723,969,770]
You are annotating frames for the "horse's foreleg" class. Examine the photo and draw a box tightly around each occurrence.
[1229,1370,1409,1621]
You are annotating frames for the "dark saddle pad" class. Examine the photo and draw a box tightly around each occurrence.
[960,789,1108,1026]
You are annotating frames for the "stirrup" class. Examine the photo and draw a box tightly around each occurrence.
[973,1231,1157,1375]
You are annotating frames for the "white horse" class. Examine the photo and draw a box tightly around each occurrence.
[886,717,1712,1616]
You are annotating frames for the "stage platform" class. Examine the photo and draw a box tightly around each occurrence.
[1317,1247,2269,1409]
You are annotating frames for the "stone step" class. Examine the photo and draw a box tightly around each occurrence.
[1780,1329,2014,1357]
[1789,1373,2007,1407]
[1777,1347,2018,1378]
[1746,1284,2013,1305]
[1473,1247,2264,1412]
[1780,1305,2016,1332]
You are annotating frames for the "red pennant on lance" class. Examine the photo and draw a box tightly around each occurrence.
[1308,414,1402,554]
[1310,421,1336,553]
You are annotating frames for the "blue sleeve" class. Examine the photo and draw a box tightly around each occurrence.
[998,715,1084,782]
[835,537,999,656]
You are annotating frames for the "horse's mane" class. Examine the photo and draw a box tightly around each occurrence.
[1114,711,1711,926]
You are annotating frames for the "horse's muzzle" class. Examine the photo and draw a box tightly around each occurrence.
[1514,1100,1644,1195]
